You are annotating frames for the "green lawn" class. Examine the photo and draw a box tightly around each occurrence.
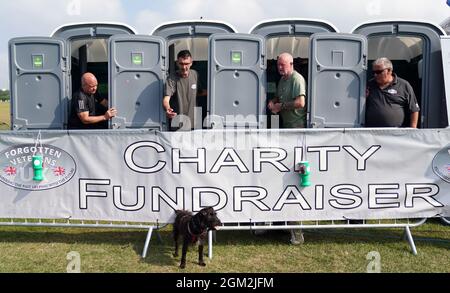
[0,102,10,130]
[0,220,448,273]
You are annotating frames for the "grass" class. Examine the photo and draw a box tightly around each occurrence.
[0,101,10,130]
[0,219,448,273]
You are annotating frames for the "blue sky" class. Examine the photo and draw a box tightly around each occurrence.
[0,0,449,89]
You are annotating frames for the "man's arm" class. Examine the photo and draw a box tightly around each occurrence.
[77,108,116,125]
[268,97,281,113]
[410,111,419,128]
[197,89,207,97]
[163,95,177,119]
[280,95,306,110]
[405,82,419,128]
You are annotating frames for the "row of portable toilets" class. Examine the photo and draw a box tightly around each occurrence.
[8,19,449,130]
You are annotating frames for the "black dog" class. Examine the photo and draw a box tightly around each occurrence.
[172,207,222,269]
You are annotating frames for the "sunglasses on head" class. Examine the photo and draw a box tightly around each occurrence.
[373,68,388,75]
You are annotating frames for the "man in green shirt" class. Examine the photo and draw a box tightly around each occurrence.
[268,52,307,128]
[267,53,307,245]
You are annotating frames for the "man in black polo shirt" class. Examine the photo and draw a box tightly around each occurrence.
[68,72,117,129]
[365,57,420,128]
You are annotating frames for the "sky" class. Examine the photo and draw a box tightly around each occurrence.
[0,0,449,89]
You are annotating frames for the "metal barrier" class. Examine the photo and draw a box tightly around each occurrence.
[0,217,431,260]
[0,219,162,258]
[441,217,450,225]
[208,218,428,259]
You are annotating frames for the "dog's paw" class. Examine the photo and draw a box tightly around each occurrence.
[179,263,186,269]
[198,261,206,267]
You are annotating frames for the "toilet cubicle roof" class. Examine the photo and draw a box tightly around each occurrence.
[51,22,137,38]
[151,19,237,37]
[249,18,339,35]
[351,19,446,35]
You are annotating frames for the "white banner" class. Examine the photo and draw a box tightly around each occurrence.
[0,128,449,223]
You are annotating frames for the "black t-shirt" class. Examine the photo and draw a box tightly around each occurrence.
[365,74,420,127]
[68,90,107,129]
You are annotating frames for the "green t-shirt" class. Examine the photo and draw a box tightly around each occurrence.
[277,70,307,128]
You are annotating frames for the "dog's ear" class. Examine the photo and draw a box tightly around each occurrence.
[200,208,209,217]
[201,207,215,216]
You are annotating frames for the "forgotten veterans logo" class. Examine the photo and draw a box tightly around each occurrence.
[432,145,450,183]
[0,144,76,190]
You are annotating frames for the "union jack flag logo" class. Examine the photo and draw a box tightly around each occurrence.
[4,166,17,176]
[53,166,65,176]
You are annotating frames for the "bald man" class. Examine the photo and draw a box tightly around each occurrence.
[68,72,117,129]
[268,53,307,128]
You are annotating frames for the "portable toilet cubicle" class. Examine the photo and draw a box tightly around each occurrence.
[53,23,168,130]
[250,19,361,128]
[152,21,237,129]
[352,20,447,128]
[9,23,137,130]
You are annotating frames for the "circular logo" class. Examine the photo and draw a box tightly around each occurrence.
[387,89,398,95]
[432,145,450,183]
[0,144,77,191]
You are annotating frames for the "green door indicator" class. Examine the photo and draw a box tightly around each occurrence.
[231,51,242,65]
[32,55,43,68]
[132,53,143,66]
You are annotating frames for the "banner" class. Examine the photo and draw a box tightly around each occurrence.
[0,128,449,223]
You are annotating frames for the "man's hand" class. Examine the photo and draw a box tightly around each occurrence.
[166,107,177,119]
[268,100,275,111]
[271,103,282,114]
[268,98,282,114]
[104,108,117,120]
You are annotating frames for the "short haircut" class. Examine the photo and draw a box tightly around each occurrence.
[177,50,192,60]
[373,57,393,71]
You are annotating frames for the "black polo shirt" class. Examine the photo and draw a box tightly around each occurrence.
[68,90,107,129]
[365,74,420,127]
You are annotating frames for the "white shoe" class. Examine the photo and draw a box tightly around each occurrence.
[290,229,304,245]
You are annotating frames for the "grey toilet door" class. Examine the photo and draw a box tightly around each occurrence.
[9,37,67,130]
[109,35,166,129]
[309,33,367,128]
[208,33,266,128]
